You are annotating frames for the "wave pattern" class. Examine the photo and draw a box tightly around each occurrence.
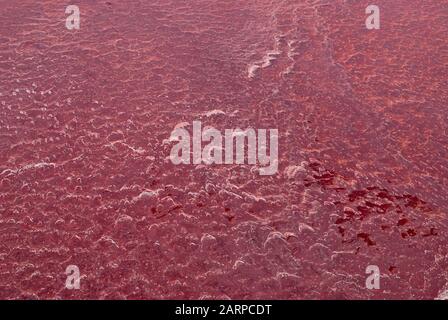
[0,0,447,299]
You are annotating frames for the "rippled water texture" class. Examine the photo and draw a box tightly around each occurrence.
[0,0,447,299]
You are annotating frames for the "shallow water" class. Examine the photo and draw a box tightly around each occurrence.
[0,0,447,299]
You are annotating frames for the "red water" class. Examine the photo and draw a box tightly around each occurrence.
[0,0,447,299]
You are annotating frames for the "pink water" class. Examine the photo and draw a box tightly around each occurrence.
[0,0,447,299]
